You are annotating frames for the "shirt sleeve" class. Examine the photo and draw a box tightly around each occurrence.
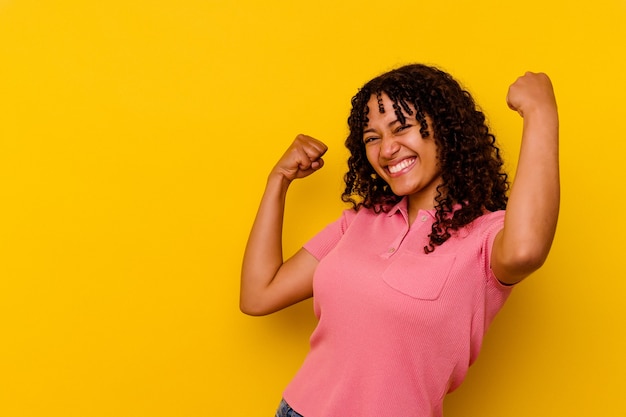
[469,210,513,363]
[482,210,511,288]
[303,208,358,261]
[479,210,506,285]
[479,210,514,324]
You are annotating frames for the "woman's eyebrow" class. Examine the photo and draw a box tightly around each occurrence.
[363,119,408,135]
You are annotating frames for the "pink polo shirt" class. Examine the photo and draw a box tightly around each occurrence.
[283,198,513,417]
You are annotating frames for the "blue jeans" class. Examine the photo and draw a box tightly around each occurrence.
[275,399,304,417]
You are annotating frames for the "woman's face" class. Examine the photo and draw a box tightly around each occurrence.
[363,93,443,210]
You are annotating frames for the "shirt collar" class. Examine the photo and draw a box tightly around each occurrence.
[386,197,437,220]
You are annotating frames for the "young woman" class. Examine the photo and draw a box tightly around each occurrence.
[241,64,559,417]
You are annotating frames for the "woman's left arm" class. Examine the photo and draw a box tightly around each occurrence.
[491,72,560,285]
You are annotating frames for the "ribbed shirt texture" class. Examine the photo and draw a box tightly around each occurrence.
[283,198,513,417]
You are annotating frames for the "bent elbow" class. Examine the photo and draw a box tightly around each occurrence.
[494,229,557,284]
[522,241,554,271]
[239,296,272,317]
[500,248,549,282]
[516,253,547,275]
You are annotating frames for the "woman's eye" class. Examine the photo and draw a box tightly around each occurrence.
[363,136,379,144]
[396,124,411,133]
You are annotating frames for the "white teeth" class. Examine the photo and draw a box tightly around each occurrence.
[388,158,415,174]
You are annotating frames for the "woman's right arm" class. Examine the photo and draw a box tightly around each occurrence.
[240,134,328,316]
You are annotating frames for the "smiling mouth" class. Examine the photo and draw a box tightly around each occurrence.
[388,157,416,174]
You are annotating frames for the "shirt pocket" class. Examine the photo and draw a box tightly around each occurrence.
[382,252,456,300]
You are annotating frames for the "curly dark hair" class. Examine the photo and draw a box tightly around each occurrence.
[342,64,509,253]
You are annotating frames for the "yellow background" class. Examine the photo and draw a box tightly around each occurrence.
[1,0,624,416]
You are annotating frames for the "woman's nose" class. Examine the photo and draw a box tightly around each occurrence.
[380,134,400,159]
